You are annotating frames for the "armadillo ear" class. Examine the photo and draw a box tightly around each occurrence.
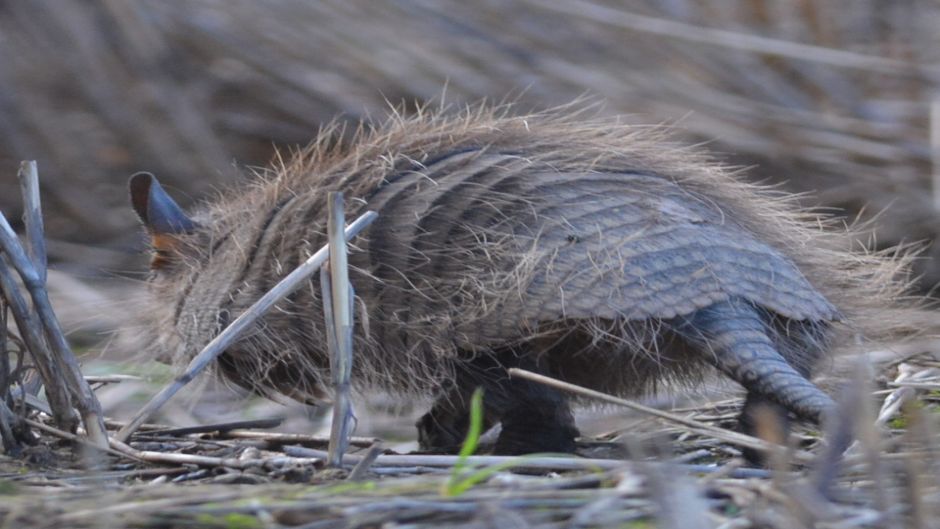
[129,172,197,269]
[129,172,196,234]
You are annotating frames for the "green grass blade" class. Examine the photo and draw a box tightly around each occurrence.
[444,387,484,496]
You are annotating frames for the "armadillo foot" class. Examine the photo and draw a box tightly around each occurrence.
[417,395,496,453]
[416,352,580,454]
[494,404,580,455]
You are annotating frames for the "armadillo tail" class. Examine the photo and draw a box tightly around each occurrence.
[680,300,835,423]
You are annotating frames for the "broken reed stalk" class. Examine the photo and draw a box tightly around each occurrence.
[284,446,772,478]
[537,1,913,74]
[508,367,803,460]
[208,429,377,447]
[115,209,378,442]
[0,399,18,453]
[0,288,12,452]
[0,257,74,430]
[325,192,356,468]
[0,298,18,453]
[0,161,108,449]
[17,162,46,283]
[932,100,940,212]
[0,292,35,455]
[347,443,383,481]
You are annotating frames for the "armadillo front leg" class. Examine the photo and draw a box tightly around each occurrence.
[416,352,579,455]
[416,379,499,452]
[679,299,835,424]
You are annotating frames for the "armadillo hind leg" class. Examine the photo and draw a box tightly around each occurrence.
[677,299,836,424]
[416,352,580,455]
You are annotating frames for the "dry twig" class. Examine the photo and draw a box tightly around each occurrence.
[325,192,356,468]
[0,161,107,450]
[508,368,808,461]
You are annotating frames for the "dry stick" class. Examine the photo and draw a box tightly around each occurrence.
[319,266,349,456]
[0,173,108,449]
[84,374,143,384]
[289,445,629,472]
[326,192,355,467]
[17,162,46,283]
[901,403,932,529]
[507,368,810,461]
[0,256,77,432]
[24,418,131,460]
[106,436,321,470]
[149,418,285,436]
[284,446,772,478]
[220,430,377,448]
[0,398,19,453]
[0,283,10,413]
[851,366,890,517]
[932,100,940,212]
[535,0,916,74]
[347,443,384,481]
[115,210,378,442]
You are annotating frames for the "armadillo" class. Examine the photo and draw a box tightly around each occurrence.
[129,106,912,454]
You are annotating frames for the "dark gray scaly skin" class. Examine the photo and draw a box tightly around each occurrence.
[680,300,837,461]
[358,158,839,455]
[679,300,835,423]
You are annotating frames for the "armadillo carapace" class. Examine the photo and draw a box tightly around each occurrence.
[130,105,909,454]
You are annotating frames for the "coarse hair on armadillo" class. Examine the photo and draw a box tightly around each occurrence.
[138,101,923,405]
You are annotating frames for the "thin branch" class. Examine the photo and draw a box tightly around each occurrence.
[533,0,919,74]
[0,397,21,454]
[0,200,108,449]
[0,256,77,431]
[508,368,808,461]
[84,374,143,384]
[115,210,378,442]
[0,285,10,404]
[284,446,773,478]
[326,192,355,468]
[147,418,285,436]
[347,443,383,481]
[17,161,46,283]
[932,100,940,212]
[215,429,377,447]
[24,418,129,460]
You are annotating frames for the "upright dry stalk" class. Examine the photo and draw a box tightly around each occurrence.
[325,192,356,468]
[0,161,108,450]
[931,100,940,212]
[0,256,76,431]
[17,162,46,283]
[540,2,911,74]
[0,297,17,453]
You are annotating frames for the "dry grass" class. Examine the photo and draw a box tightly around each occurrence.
[0,0,936,282]
[3,350,940,528]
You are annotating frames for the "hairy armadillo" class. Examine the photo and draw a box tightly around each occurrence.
[130,105,913,454]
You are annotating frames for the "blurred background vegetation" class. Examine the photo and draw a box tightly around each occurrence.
[1,0,937,436]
